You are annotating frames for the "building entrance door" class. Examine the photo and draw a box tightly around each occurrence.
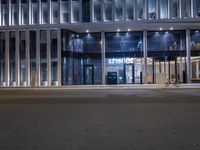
[124,64,134,84]
[83,65,94,84]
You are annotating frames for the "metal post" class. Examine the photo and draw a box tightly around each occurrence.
[186,29,191,83]
[36,30,40,86]
[101,31,106,85]
[143,30,147,84]
[5,30,10,86]
[57,28,62,86]
[16,30,20,86]
[47,29,51,87]
[26,30,30,86]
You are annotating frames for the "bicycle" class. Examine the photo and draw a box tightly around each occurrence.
[165,78,181,87]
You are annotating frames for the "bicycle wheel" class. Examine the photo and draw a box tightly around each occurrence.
[165,82,170,87]
[175,81,181,87]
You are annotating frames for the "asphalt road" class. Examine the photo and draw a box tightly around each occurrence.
[0,89,200,150]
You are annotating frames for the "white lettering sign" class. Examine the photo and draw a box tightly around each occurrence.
[108,58,134,64]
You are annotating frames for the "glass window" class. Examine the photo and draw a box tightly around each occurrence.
[11,0,18,25]
[41,1,48,24]
[19,31,26,84]
[193,0,200,18]
[51,0,59,24]
[181,0,191,18]
[147,31,186,51]
[170,0,179,19]
[50,30,58,83]
[136,0,145,20]
[115,0,124,21]
[1,0,8,26]
[0,32,5,83]
[105,32,143,52]
[61,0,69,23]
[82,0,90,22]
[9,31,16,83]
[93,0,101,22]
[191,30,200,50]
[104,0,112,21]
[30,31,37,84]
[160,0,168,19]
[40,31,47,84]
[72,0,80,23]
[148,0,156,20]
[126,0,134,21]
[30,0,38,24]
[20,0,28,25]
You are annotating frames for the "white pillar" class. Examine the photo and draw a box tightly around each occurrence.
[16,30,20,87]
[101,31,106,85]
[36,30,40,86]
[26,30,30,86]
[143,30,148,84]
[186,29,191,83]
[5,30,10,86]
[57,28,62,86]
[47,29,51,86]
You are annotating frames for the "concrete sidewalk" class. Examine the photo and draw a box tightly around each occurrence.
[0,84,200,90]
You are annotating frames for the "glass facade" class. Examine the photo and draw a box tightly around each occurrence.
[93,0,101,22]
[10,0,18,25]
[51,0,59,24]
[103,0,112,21]
[30,31,37,85]
[191,30,200,83]
[105,32,144,84]
[1,0,8,26]
[51,30,58,85]
[148,0,156,20]
[20,0,28,25]
[40,0,48,24]
[72,0,80,23]
[126,0,134,21]
[0,32,5,83]
[62,30,102,85]
[0,0,200,87]
[40,30,47,85]
[30,0,38,24]
[19,31,26,85]
[9,31,16,84]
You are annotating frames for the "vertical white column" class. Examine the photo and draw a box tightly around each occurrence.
[79,0,82,22]
[157,0,160,19]
[143,30,148,84]
[0,0,2,26]
[90,0,93,22]
[18,0,21,25]
[58,0,61,24]
[57,28,62,86]
[179,0,182,19]
[36,30,40,86]
[16,30,20,86]
[101,31,106,85]
[28,0,31,24]
[5,30,10,86]
[186,29,191,83]
[196,61,199,79]
[26,30,30,86]
[167,0,170,19]
[47,29,51,86]
[101,0,104,21]
[191,0,194,18]
[49,0,51,24]
[112,0,115,21]
[69,0,72,23]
